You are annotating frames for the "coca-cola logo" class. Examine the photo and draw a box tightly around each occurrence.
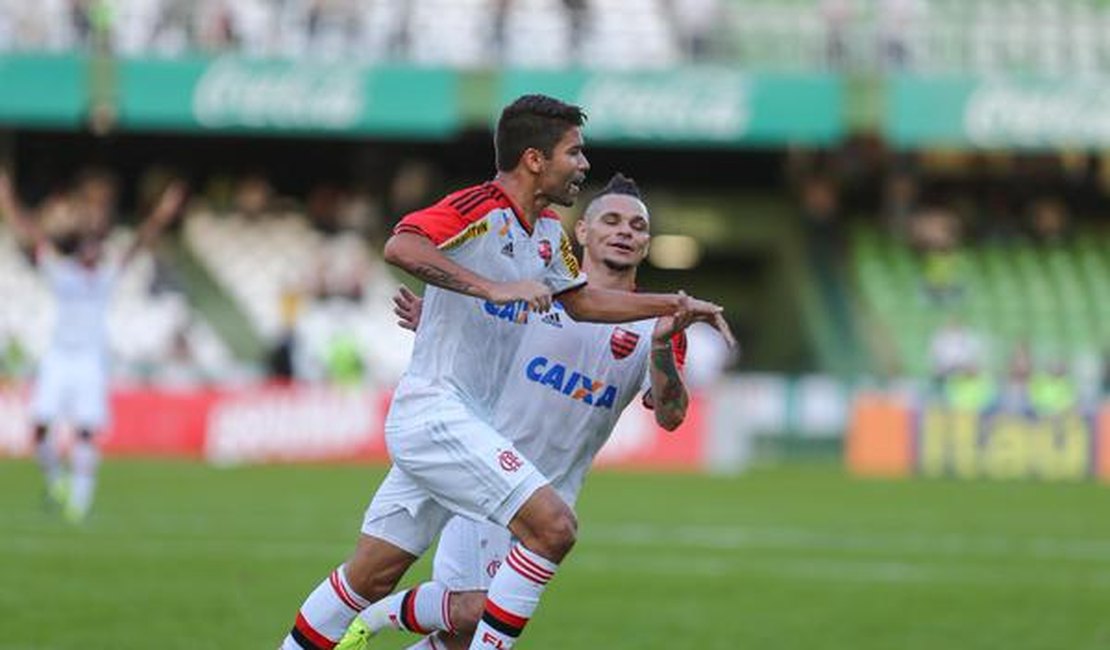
[964,82,1110,147]
[193,58,364,130]
[205,387,377,464]
[579,71,750,141]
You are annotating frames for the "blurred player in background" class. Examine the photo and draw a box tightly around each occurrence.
[0,171,187,522]
[279,94,732,650]
[338,172,697,649]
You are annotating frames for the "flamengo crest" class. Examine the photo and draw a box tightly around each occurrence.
[610,327,640,359]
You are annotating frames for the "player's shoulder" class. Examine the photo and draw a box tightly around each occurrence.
[437,182,508,221]
[538,208,562,222]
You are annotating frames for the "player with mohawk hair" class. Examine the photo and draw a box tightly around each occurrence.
[338,172,701,649]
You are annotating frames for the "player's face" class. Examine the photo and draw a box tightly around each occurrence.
[578,194,650,271]
[77,237,102,267]
[538,127,589,207]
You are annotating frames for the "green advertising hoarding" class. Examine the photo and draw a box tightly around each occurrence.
[119,57,459,136]
[502,69,844,145]
[0,54,86,127]
[889,76,1110,149]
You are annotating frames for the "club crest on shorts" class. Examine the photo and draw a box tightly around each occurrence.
[610,327,640,359]
[498,449,524,472]
[537,239,553,266]
[486,559,502,578]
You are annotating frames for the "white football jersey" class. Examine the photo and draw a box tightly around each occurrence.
[492,302,686,506]
[388,182,586,422]
[42,256,118,354]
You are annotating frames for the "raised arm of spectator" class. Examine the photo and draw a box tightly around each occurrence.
[0,170,54,258]
[120,180,188,268]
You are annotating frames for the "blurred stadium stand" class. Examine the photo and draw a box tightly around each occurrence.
[4,0,1110,471]
[6,0,1110,74]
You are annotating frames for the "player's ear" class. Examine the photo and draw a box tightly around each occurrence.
[522,147,546,174]
[574,217,588,247]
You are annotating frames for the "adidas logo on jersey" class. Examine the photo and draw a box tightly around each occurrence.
[483,300,529,324]
[525,356,618,409]
[501,242,514,258]
[541,312,562,328]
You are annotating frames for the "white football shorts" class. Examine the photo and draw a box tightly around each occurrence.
[361,395,547,555]
[432,516,513,592]
[30,349,109,431]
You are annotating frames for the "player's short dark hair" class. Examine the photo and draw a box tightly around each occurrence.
[495,94,587,172]
[594,172,643,201]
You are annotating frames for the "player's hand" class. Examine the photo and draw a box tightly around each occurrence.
[680,293,738,349]
[488,280,553,312]
[652,290,696,345]
[393,286,423,331]
[0,170,13,207]
[154,180,189,223]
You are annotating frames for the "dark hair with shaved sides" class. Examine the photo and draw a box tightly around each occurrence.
[495,94,587,172]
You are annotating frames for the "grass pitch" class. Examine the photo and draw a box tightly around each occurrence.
[2,459,1110,649]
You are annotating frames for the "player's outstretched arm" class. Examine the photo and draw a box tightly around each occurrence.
[645,304,695,431]
[383,231,554,311]
[0,170,53,257]
[561,285,737,347]
[121,180,188,268]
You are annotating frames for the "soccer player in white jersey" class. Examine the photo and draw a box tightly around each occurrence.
[0,171,187,522]
[278,95,734,650]
[337,172,695,649]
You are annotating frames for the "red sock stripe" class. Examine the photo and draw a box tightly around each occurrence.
[507,547,554,584]
[506,552,550,585]
[442,589,455,634]
[484,598,530,630]
[510,546,556,580]
[402,587,431,635]
[329,570,364,612]
[295,611,337,650]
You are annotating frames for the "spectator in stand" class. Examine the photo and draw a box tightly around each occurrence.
[1027,196,1072,246]
[928,314,987,391]
[492,0,511,62]
[151,326,207,388]
[942,360,996,412]
[268,289,303,383]
[666,0,722,61]
[563,0,588,59]
[998,338,1034,414]
[877,0,926,70]
[1028,358,1080,417]
[911,205,965,306]
[232,171,274,218]
[819,0,855,70]
[882,170,919,241]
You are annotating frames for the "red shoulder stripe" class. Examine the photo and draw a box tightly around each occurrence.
[450,184,497,215]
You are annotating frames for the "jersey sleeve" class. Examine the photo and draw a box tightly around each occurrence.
[544,230,587,295]
[393,203,483,248]
[641,329,688,409]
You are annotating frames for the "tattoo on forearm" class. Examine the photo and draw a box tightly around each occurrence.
[412,263,477,295]
[651,347,688,415]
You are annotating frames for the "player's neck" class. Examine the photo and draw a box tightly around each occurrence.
[493,173,545,225]
[582,257,637,292]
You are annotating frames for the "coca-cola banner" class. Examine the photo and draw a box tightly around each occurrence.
[502,70,844,145]
[0,385,707,470]
[118,56,460,136]
[888,76,1110,149]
